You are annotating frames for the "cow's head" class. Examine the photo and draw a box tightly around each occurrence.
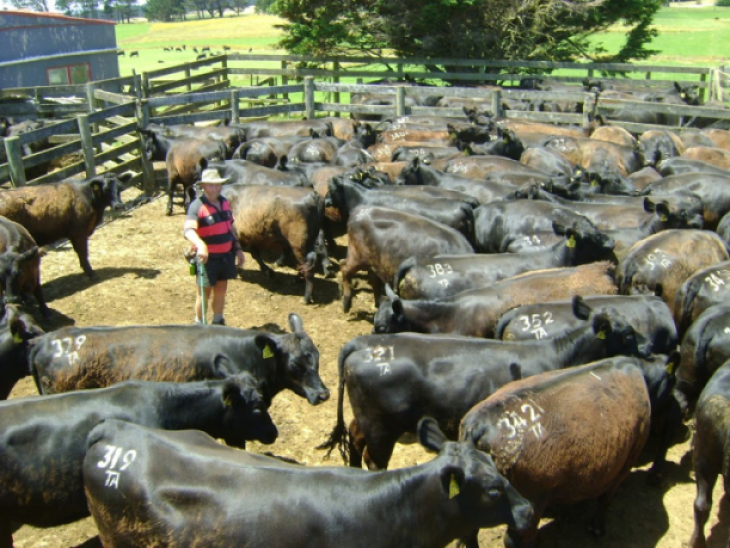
[373,284,411,334]
[217,372,278,447]
[419,417,534,535]
[89,172,132,211]
[0,246,39,307]
[0,303,43,399]
[553,222,614,263]
[573,297,651,359]
[254,313,329,405]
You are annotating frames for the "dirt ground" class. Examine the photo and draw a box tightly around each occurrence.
[7,186,730,548]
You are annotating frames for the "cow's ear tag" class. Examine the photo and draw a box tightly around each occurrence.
[596,329,607,340]
[263,344,274,359]
[92,182,102,195]
[567,235,577,248]
[666,359,678,376]
[590,180,599,187]
[681,92,686,99]
[449,474,460,499]
[13,332,23,344]
[223,394,233,406]
[660,214,668,221]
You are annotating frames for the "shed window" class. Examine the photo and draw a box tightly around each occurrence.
[46,63,92,86]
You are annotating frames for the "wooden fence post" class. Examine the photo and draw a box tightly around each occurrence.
[396,86,406,117]
[137,129,156,196]
[137,99,150,128]
[230,89,240,123]
[77,114,96,178]
[491,89,503,118]
[700,72,707,104]
[281,60,289,102]
[583,92,594,126]
[304,76,315,119]
[5,137,26,187]
[141,72,150,99]
[332,58,340,117]
[185,65,192,92]
[86,82,99,133]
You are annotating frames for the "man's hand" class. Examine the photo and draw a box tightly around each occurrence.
[235,249,245,267]
[196,244,209,264]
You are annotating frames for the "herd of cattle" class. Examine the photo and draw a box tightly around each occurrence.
[3,80,730,546]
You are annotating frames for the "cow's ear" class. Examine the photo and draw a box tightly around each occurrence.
[552,221,566,235]
[643,197,656,213]
[674,82,681,93]
[222,378,243,407]
[654,283,664,298]
[254,333,279,361]
[665,351,680,377]
[417,416,448,453]
[655,202,670,221]
[441,465,466,500]
[91,179,103,196]
[212,355,232,379]
[288,312,304,333]
[572,295,591,321]
[592,314,612,340]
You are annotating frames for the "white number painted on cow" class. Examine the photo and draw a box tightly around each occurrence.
[644,248,672,271]
[364,345,395,376]
[517,312,554,339]
[354,208,372,221]
[705,270,730,292]
[50,335,87,366]
[497,400,546,441]
[97,444,138,489]
[427,263,453,278]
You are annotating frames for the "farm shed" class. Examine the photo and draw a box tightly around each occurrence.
[0,11,119,89]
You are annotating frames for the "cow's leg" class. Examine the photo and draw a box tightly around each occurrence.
[690,462,718,548]
[456,531,480,548]
[166,174,177,216]
[33,281,50,318]
[299,251,317,304]
[362,432,399,471]
[70,237,94,279]
[588,488,616,537]
[0,520,11,548]
[340,253,362,313]
[249,248,274,278]
[184,183,196,213]
[504,499,544,548]
[316,229,338,278]
[368,270,384,308]
[648,396,683,485]
[348,419,366,469]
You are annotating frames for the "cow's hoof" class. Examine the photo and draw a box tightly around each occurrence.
[165,209,173,216]
[646,469,663,486]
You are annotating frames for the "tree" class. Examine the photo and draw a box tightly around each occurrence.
[144,0,178,20]
[7,0,50,11]
[271,0,663,74]
[255,0,276,13]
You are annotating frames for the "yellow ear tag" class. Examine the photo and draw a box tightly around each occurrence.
[666,360,677,376]
[449,474,460,499]
[223,394,233,406]
[263,345,274,359]
[660,214,668,222]
[13,333,23,344]
[596,330,607,340]
[567,235,577,248]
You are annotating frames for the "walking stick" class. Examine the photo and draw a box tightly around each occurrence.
[197,259,207,325]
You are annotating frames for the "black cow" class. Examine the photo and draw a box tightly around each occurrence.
[30,313,329,406]
[0,303,43,399]
[83,417,533,548]
[689,359,730,548]
[393,221,614,300]
[0,377,277,546]
[320,297,647,472]
[675,260,730,336]
[0,216,46,315]
[340,206,474,312]
[0,172,130,277]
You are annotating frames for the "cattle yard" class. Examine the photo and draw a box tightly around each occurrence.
[3,47,730,547]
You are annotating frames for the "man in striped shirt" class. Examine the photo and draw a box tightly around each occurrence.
[183,168,245,325]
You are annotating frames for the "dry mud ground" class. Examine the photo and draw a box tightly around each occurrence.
[7,187,730,548]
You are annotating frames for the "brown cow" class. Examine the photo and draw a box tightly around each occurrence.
[675,259,730,336]
[0,172,131,278]
[681,146,730,170]
[460,357,653,547]
[591,125,638,148]
[222,184,323,304]
[374,261,618,338]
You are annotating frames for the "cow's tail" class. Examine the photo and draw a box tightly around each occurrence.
[393,256,417,295]
[27,340,43,395]
[316,340,354,463]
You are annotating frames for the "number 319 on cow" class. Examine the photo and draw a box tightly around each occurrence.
[97,444,137,489]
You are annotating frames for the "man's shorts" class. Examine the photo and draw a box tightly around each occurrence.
[197,253,237,287]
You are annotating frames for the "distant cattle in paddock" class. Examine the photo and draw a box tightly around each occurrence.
[197,53,207,60]
[175,47,182,52]
[223,45,231,51]
[193,47,199,53]
[83,417,533,548]
[689,360,730,548]
[158,60,164,63]
[129,50,139,57]
[374,261,618,338]
[460,357,659,547]
[320,297,648,471]
[616,229,729,321]
[117,51,125,56]
[0,172,131,278]
[0,304,43,399]
[0,377,278,547]
[201,46,210,52]
[30,313,329,407]
[222,184,325,304]
[163,47,171,51]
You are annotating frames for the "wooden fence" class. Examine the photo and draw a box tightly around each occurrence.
[1,54,729,189]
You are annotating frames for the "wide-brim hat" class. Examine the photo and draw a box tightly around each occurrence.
[199,168,228,184]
